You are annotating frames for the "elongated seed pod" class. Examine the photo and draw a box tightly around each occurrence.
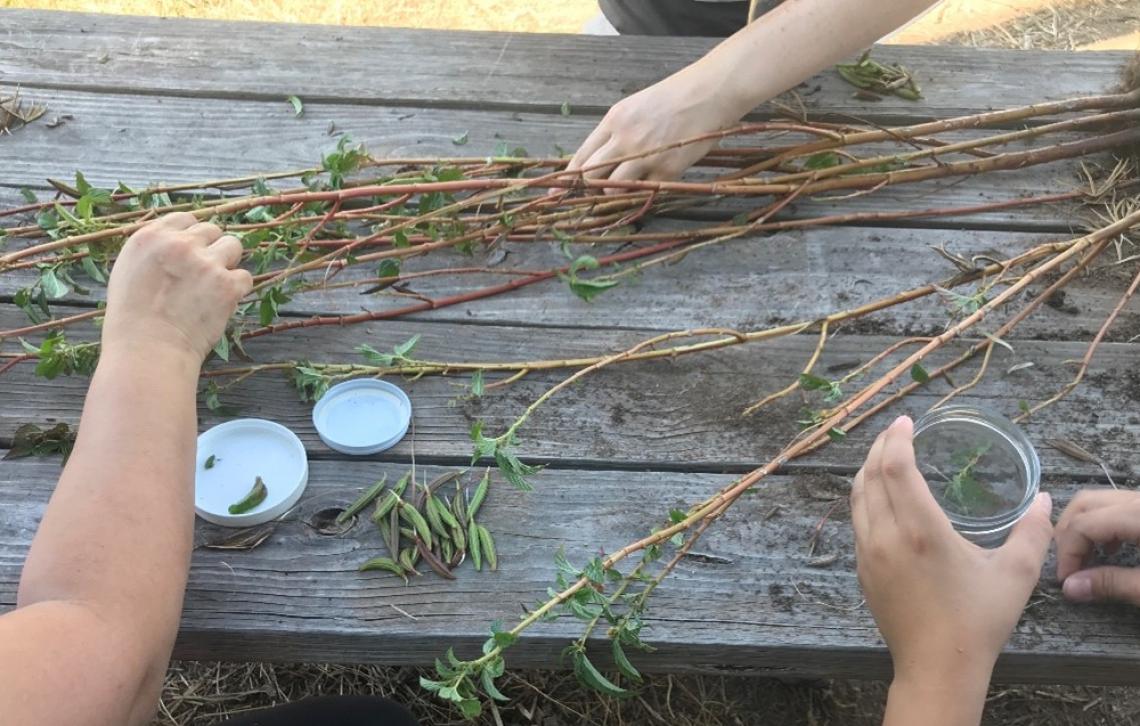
[399,546,422,575]
[337,474,388,524]
[393,471,411,497]
[399,526,417,541]
[468,518,483,571]
[452,486,469,526]
[417,537,456,580]
[423,494,448,537]
[228,476,268,515]
[468,469,490,518]
[450,523,467,552]
[359,556,407,583]
[399,502,432,549]
[371,491,399,524]
[477,525,497,571]
[376,519,399,561]
[433,494,460,529]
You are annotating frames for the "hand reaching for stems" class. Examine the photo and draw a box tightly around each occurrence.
[101,212,253,363]
[1056,489,1140,605]
[851,416,1053,726]
[566,65,737,189]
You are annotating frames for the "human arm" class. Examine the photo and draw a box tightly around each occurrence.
[0,213,252,726]
[569,0,938,184]
[1055,489,1140,604]
[851,416,1054,726]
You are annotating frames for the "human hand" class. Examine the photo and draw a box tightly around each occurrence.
[566,63,741,188]
[102,212,253,363]
[852,416,1054,684]
[1055,489,1140,604]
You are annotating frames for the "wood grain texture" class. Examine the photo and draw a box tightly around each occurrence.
[2,306,1136,482]
[3,225,1134,341]
[2,455,1139,682]
[0,10,1133,125]
[0,87,1108,232]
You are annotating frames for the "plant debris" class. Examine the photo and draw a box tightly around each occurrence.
[0,87,46,134]
[836,50,922,100]
[4,422,76,462]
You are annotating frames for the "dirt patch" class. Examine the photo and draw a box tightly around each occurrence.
[945,0,1140,51]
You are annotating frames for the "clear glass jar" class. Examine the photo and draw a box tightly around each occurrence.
[912,405,1041,548]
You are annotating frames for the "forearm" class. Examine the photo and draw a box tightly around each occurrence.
[884,662,992,726]
[17,342,200,690]
[690,0,938,119]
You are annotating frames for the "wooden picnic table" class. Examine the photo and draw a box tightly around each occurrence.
[2,9,1140,685]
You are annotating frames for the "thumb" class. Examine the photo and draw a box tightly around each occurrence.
[998,492,1053,575]
[1063,566,1140,605]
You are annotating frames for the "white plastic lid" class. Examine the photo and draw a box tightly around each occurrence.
[194,418,309,527]
[312,379,412,455]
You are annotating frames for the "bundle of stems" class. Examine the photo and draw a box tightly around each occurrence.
[2,81,1139,717]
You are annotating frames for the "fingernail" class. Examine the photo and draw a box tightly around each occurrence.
[893,415,913,428]
[1063,573,1094,602]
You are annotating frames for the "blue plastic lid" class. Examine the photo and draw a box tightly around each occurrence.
[312,379,412,455]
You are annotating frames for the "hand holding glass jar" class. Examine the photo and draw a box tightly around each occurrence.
[851,416,1054,726]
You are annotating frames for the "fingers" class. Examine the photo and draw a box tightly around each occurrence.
[850,468,869,544]
[154,211,199,230]
[567,126,611,173]
[878,416,946,530]
[860,424,894,526]
[228,268,254,297]
[1056,496,1140,581]
[206,235,244,269]
[605,160,651,194]
[1063,566,1140,606]
[184,222,223,246]
[998,493,1054,579]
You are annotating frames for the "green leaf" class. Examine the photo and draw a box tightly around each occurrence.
[481,669,509,701]
[612,638,643,683]
[470,369,485,397]
[20,187,37,204]
[583,557,605,584]
[5,422,76,462]
[452,130,470,146]
[1019,399,1030,414]
[357,344,395,367]
[287,95,304,117]
[804,152,841,170]
[377,259,401,279]
[799,373,830,391]
[910,362,931,384]
[393,334,421,358]
[561,101,572,116]
[39,267,70,299]
[213,333,230,362]
[80,256,107,284]
[570,647,628,698]
[457,699,482,719]
[228,476,268,515]
[827,427,847,442]
[668,508,686,524]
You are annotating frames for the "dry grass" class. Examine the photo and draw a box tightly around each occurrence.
[0,0,599,32]
[944,0,1140,50]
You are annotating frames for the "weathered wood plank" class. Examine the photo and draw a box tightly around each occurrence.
[0,88,1108,231]
[2,455,1139,683]
[2,305,1136,481]
[2,226,1133,342]
[0,10,1132,126]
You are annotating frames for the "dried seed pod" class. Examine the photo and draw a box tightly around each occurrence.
[469,469,491,518]
[228,476,268,515]
[477,524,497,571]
[399,502,432,549]
[399,546,422,576]
[416,537,456,580]
[468,518,483,571]
[359,556,408,583]
[370,490,399,524]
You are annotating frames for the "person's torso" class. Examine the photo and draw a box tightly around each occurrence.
[599,0,784,37]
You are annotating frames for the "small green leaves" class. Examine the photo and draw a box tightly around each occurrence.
[827,427,847,442]
[612,638,643,683]
[228,476,268,515]
[561,101,572,116]
[469,422,539,491]
[287,95,304,117]
[21,332,100,380]
[357,334,421,367]
[38,266,70,299]
[567,644,628,698]
[836,50,922,100]
[20,187,37,203]
[469,369,485,398]
[559,254,618,302]
[452,130,470,146]
[4,422,76,463]
[321,136,368,189]
[1019,399,1031,414]
[204,455,217,470]
[910,363,931,384]
[804,151,841,170]
[258,285,293,326]
[291,364,333,402]
[799,373,843,404]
